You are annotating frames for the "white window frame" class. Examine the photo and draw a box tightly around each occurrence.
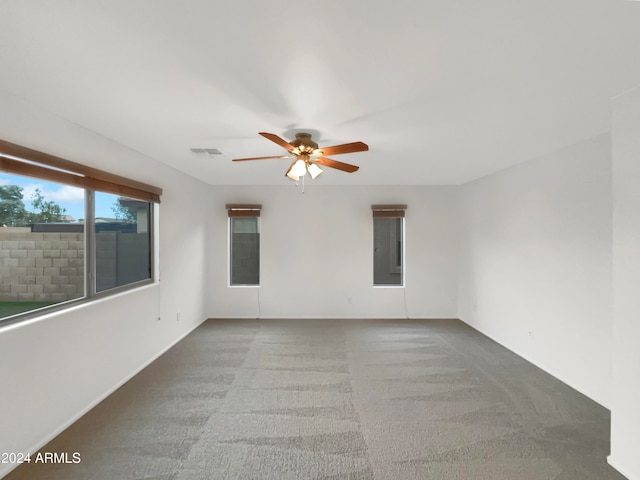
[372,205,406,288]
[227,213,261,288]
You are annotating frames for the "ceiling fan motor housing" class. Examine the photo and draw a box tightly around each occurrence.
[289,133,318,154]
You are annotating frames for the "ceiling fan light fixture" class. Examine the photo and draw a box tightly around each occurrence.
[308,163,323,179]
[290,159,307,177]
[286,171,300,181]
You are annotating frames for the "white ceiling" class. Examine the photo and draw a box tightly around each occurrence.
[1,0,640,186]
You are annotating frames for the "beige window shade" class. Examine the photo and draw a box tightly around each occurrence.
[371,204,407,217]
[226,204,262,217]
[0,139,162,203]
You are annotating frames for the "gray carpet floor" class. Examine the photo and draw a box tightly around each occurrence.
[6,318,625,480]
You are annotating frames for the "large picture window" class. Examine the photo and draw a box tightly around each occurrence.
[227,205,261,286]
[0,139,160,324]
[372,205,406,286]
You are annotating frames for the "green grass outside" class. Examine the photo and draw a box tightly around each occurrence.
[0,301,56,319]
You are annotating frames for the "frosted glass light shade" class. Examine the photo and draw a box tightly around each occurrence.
[307,163,323,179]
[290,159,307,177]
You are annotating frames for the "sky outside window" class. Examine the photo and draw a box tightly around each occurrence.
[1,173,115,220]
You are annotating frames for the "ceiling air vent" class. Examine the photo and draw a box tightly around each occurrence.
[190,148,222,155]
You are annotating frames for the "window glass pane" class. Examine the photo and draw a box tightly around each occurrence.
[373,217,403,286]
[95,192,151,292]
[230,217,259,285]
[0,173,85,319]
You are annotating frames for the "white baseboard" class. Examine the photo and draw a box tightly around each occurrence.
[1,317,206,480]
[208,316,459,320]
[608,455,636,480]
[457,317,610,410]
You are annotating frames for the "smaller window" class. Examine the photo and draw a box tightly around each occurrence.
[372,205,406,286]
[227,205,261,286]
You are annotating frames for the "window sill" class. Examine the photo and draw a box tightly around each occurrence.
[0,279,155,330]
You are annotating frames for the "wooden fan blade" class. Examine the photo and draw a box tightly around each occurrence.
[315,157,359,173]
[259,132,296,152]
[232,155,292,162]
[316,141,368,156]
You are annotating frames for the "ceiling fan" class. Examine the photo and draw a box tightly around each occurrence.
[232,132,368,181]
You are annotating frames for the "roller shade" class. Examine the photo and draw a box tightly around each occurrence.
[226,204,262,217]
[0,139,162,203]
[371,204,407,217]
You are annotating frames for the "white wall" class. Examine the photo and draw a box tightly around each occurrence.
[458,134,613,407]
[609,86,640,480]
[207,185,459,319]
[0,92,211,478]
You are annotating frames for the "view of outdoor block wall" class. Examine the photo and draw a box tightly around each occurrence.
[0,227,84,302]
[95,230,150,292]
